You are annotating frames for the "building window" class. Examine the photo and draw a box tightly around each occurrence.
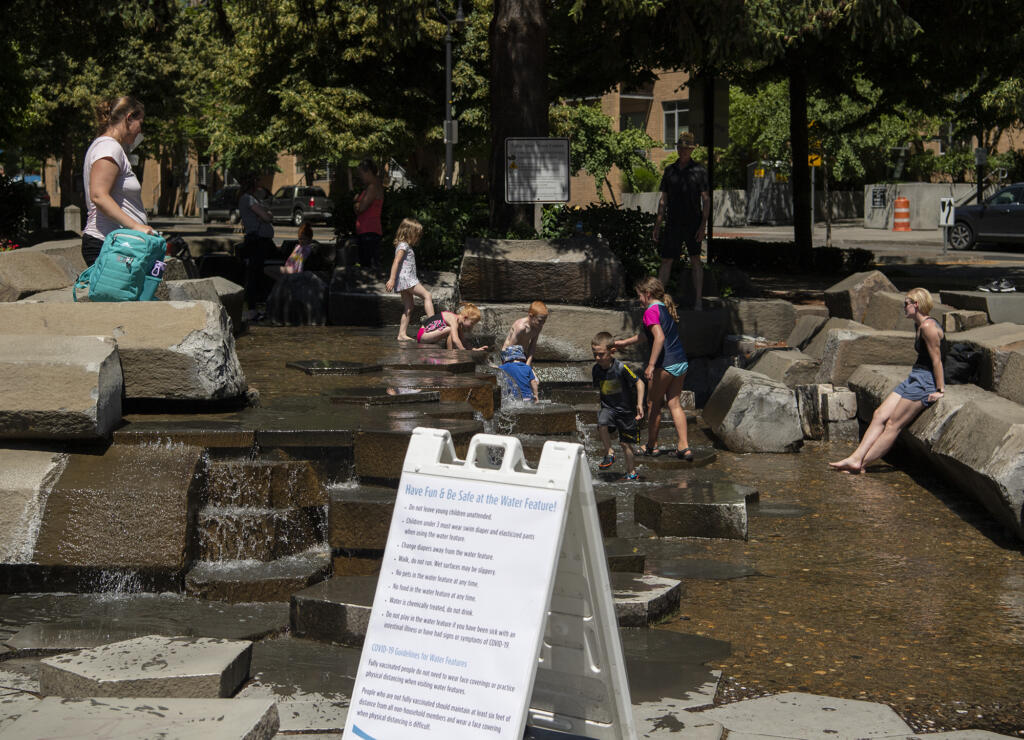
[663,101,689,149]
[620,111,647,132]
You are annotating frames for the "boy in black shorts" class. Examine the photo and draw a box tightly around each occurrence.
[591,332,645,480]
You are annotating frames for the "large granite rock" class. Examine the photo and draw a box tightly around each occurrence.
[0,249,78,301]
[31,240,87,281]
[940,289,1024,324]
[702,366,803,452]
[824,270,898,322]
[947,323,1024,394]
[26,444,206,584]
[328,268,457,326]
[803,317,874,360]
[787,313,827,349]
[459,237,623,304]
[0,301,246,401]
[0,449,67,564]
[861,291,954,331]
[747,348,819,387]
[814,329,916,385]
[157,277,245,335]
[848,364,1024,540]
[0,335,122,439]
[724,298,796,343]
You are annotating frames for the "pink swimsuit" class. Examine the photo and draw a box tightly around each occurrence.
[417,314,448,342]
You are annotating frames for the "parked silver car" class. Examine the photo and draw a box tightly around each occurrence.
[950,183,1024,249]
[264,185,333,226]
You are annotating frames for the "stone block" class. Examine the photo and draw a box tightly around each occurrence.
[157,277,244,336]
[328,268,457,326]
[39,635,252,698]
[459,237,623,304]
[634,480,757,540]
[0,249,77,301]
[354,419,482,482]
[814,329,916,386]
[383,371,497,419]
[185,549,332,602]
[0,449,67,564]
[602,538,643,572]
[862,291,954,331]
[996,350,1024,406]
[0,335,122,439]
[329,483,396,550]
[496,402,577,436]
[290,575,376,647]
[684,356,738,408]
[940,289,1024,324]
[29,444,205,579]
[747,348,819,387]
[948,323,1024,393]
[595,491,616,539]
[0,301,246,401]
[608,572,681,627]
[803,317,874,360]
[795,383,833,440]
[0,697,278,739]
[942,309,988,333]
[724,298,796,343]
[825,418,860,441]
[824,387,858,421]
[475,303,642,362]
[786,313,827,349]
[703,367,803,453]
[206,459,322,508]
[31,240,87,280]
[823,270,898,322]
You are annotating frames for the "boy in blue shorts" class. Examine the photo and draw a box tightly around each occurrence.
[499,344,539,402]
[592,332,645,480]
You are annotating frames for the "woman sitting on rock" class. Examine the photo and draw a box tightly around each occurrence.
[829,287,945,474]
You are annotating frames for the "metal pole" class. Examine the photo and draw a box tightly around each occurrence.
[810,164,815,233]
[444,27,454,190]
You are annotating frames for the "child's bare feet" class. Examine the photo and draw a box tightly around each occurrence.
[397,335,414,342]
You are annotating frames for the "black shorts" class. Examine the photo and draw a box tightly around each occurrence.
[598,407,639,445]
[659,222,701,259]
[81,233,104,267]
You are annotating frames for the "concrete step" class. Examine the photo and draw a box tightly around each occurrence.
[185,548,331,603]
[205,458,323,508]
[494,402,578,435]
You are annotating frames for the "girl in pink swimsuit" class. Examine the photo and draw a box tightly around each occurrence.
[416,303,489,351]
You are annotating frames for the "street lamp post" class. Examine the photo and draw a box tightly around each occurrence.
[437,1,464,190]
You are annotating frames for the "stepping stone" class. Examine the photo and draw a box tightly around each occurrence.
[185,549,331,603]
[377,349,476,374]
[38,635,252,698]
[496,402,577,435]
[206,458,323,508]
[941,289,1024,324]
[609,572,682,627]
[603,538,644,572]
[113,420,256,451]
[697,691,913,738]
[636,445,717,469]
[595,491,617,538]
[353,418,482,482]
[634,480,759,540]
[382,370,498,418]
[287,360,381,375]
[545,386,599,405]
[620,629,729,711]
[291,575,377,647]
[645,558,762,581]
[329,483,395,551]
[0,696,278,739]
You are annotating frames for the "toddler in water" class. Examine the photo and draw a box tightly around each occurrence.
[417,302,488,351]
[386,217,435,342]
[498,344,539,402]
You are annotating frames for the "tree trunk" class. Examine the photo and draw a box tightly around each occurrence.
[488,0,547,232]
[788,62,812,265]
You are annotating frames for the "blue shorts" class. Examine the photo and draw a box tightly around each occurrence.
[893,365,938,407]
[663,361,689,377]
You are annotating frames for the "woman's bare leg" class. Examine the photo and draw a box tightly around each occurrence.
[859,397,924,468]
[829,392,919,472]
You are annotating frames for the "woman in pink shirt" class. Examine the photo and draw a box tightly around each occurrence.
[354,158,383,273]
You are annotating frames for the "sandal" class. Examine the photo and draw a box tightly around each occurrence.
[676,447,694,462]
[638,445,661,457]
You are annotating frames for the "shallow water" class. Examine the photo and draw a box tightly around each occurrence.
[155,326,1024,732]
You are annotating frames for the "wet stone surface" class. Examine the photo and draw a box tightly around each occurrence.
[286,360,381,375]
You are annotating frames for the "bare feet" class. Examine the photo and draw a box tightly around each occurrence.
[397,335,414,342]
[828,458,864,474]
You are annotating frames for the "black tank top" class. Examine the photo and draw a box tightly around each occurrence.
[913,316,945,369]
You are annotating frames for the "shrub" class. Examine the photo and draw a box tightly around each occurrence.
[622,165,660,193]
[0,176,33,243]
[542,203,657,287]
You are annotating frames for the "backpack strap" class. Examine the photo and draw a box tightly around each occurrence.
[72,265,94,302]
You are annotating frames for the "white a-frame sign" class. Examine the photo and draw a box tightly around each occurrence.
[344,427,637,740]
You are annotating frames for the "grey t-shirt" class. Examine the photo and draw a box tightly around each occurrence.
[239,192,274,238]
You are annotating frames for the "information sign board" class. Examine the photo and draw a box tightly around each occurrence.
[871,186,888,209]
[345,429,635,740]
[505,138,570,204]
[939,197,955,227]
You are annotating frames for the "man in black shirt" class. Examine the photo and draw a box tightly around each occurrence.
[652,131,710,311]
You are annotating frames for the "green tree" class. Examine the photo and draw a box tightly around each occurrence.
[549,101,657,204]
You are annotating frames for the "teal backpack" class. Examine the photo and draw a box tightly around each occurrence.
[73,229,167,302]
